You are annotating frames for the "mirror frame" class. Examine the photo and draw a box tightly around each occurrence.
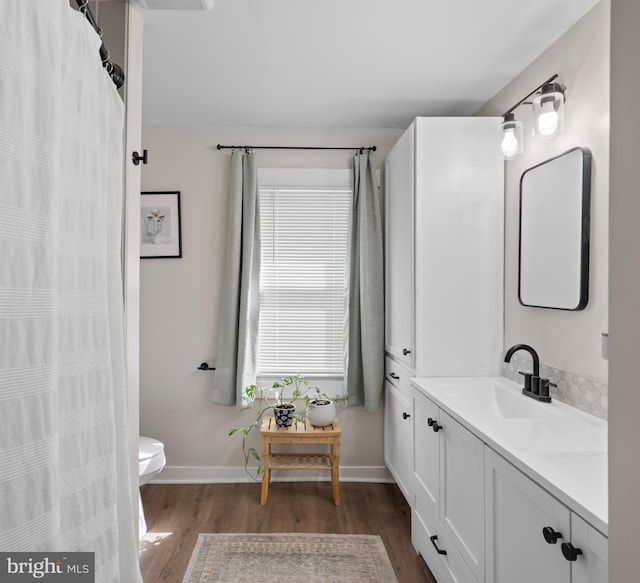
[518,147,592,311]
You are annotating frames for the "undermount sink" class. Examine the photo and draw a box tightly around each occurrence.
[431,377,558,421]
[493,383,547,419]
[412,376,602,455]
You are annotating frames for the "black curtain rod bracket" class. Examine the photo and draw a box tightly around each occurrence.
[75,0,125,89]
[216,145,377,152]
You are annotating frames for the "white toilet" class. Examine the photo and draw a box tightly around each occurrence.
[138,436,166,536]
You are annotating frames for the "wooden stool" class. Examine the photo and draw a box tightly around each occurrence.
[259,416,341,506]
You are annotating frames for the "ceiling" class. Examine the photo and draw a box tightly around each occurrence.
[137,0,600,129]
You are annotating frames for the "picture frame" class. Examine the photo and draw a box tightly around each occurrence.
[140,191,182,258]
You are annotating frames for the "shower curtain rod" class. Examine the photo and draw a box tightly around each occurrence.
[75,0,125,89]
[216,144,377,153]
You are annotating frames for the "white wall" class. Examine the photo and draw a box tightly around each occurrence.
[609,0,640,577]
[477,0,609,383]
[139,127,402,480]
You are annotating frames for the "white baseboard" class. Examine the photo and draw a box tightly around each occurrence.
[151,465,394,484]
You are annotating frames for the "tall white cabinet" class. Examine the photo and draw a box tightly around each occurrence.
[385,123,416,369]
[384,117,504,378]
[383,117,504,504]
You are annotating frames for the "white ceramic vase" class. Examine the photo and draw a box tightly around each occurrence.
[306,399,337,427]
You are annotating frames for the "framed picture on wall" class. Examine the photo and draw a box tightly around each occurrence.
[140,191,182,258]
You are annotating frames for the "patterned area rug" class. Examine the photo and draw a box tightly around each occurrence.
[182,533,399,582]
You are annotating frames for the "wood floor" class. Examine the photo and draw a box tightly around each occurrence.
[139,481,437,583]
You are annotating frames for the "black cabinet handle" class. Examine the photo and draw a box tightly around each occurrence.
[402,412,411,420]
[427,418,443,432]
[430,535,447,555]
[389,372,400,380]
[402,348,411,355]
[542,527,563,544]
[561,542,583,562]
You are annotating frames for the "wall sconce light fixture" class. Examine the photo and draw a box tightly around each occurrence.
[500,74,566,159]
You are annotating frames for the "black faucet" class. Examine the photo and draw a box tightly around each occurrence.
[504,344,554,403]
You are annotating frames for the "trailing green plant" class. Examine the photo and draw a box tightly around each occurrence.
[228,375,347,480]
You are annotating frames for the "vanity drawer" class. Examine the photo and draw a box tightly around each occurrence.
[385,355,412,400]
[413,487,477,583]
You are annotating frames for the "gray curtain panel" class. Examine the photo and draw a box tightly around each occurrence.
[212,150,261,407]
[346,152,385,411]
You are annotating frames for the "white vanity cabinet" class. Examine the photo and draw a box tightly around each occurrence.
[485,449,608,583]
[410,378,608,583]
[383,117,504,377]
[413,389,485,583]
[383,357,413,502]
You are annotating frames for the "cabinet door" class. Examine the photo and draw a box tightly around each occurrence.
[384,382,413,502]
[570,514,608,583]
[485,449,571,583]
[413,117,504,377]
[413,389,440,516]
[384,123,415,368]
[440,411,485,582]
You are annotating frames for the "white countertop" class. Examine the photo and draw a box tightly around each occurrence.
[411,376,608,536]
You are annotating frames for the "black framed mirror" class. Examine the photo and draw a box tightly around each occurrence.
[518,147,592,310]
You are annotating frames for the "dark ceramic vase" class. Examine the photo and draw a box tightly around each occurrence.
[274,404,296,427]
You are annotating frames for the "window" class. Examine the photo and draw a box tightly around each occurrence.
[257,169,351,377]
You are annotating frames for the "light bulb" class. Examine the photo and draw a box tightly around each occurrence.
[532,83,565,138]
[501,128,519,158]
[499,115,523,159]
[537,107,559,137]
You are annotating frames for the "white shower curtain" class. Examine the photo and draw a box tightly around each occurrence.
[0,1,141,581]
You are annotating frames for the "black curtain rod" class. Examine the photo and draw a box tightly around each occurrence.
[216,144,377,153]
[75,0,125,89]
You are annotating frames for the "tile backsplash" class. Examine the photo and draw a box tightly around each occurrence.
[503,353,608,420]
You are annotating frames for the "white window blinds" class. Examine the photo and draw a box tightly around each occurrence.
[257,170,352,377]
